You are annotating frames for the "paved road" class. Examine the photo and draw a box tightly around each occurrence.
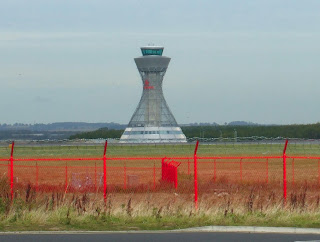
[1,232,320,242]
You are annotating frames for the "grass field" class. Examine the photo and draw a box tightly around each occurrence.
[1,142,320,230]
[0,142,320,192]
[1,141,320,158]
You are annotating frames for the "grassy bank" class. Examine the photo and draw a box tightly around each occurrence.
[1,180,320,231]
[2,208,320,231]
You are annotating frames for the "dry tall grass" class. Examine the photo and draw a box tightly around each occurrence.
[1,174,320,231]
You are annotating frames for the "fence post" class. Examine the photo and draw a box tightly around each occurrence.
[240,158,243,182]
[10,141,15,200]
[103,140,108,203]
[188,159,190,175]
[318,159,320,186]
[194,140,199,210]
[283,139,288,203]
[65,161,68,193]
[213,159,216,182]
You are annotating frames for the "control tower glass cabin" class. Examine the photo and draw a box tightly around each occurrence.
[120,46,187,143]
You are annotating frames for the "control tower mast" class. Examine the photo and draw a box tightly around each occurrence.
[120,45,187,143]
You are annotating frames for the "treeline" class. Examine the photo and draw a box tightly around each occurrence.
[69,123,320,139]
[69,128,123,139]
[182,123,320,139]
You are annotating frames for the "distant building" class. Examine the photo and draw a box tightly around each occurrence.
[120,46,187,143]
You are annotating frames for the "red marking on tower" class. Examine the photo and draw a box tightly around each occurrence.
[144,80,154,89]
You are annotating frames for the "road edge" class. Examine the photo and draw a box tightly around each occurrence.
[175,226,320,234]
[1,226,320,235]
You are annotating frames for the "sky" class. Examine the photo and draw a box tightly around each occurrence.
[0,0,320,125]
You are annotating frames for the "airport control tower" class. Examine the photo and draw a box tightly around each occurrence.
[120,46,187,143]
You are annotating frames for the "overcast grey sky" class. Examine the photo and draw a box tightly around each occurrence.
[1,0,320,125]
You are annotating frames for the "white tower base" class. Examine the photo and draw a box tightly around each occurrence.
[120,127,187,143]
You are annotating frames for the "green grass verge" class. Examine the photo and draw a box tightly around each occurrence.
[1,142,320,158]
[1,207,320,231]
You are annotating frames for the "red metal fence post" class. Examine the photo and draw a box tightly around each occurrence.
[213,159,216,182]
[103,140,108,203]
[240,158,243,182]
[266,158,269,184]
[10,141,14,200]
[318,159,320,186]
[194,140,199,210]
[283,139,288,203]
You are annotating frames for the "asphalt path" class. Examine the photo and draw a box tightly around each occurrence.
[1,232,320,242]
